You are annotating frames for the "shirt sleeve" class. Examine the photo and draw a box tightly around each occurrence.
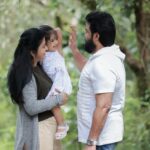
[90,62,117,94]
[22,76,63,116]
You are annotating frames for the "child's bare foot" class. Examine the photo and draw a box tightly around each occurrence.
[55,123,69,140]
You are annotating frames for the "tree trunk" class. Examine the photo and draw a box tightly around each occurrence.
[112,0,150,101]
[134,0,150,100]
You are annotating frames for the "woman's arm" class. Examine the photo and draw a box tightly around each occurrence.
[22,76,67,116]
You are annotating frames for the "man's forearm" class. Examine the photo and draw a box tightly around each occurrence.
[72,48,87,71]
[88,106,109,140]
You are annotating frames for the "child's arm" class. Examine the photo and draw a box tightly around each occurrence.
[55,28,63,56]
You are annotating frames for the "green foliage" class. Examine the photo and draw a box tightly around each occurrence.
[141,88,150,103]
[0,0,150,150]
[0,63,16,149]
[116,81,150,150]
[117,98,150,150]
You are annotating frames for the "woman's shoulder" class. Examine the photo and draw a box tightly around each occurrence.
[23,75,37,91]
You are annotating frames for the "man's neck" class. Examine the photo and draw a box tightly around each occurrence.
[94,44,104,54]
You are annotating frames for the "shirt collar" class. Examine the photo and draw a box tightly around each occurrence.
[89,44,120,61]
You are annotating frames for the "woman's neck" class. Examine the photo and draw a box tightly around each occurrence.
[32,59,37,67]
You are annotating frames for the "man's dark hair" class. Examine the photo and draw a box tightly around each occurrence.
[85,11,116,47]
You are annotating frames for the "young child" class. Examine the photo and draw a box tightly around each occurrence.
[39,25,72,140]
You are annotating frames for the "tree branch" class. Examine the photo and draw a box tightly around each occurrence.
[120,46,145,74]
[79,0,96,10]
[37,1,46,6]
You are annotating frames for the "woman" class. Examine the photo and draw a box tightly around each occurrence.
[7,28,67,150]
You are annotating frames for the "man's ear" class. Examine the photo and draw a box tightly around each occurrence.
[93,33,100,43]
[93,33,99,41]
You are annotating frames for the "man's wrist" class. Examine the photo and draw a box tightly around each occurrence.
[86,139,97,146]
[72,48,79,54]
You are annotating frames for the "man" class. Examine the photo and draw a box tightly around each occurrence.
[69,11,126,150]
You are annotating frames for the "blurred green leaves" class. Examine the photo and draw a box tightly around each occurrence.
[0,0,150,150]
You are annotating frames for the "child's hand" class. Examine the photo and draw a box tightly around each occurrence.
[54,28,62,42]
[54,27,63,55]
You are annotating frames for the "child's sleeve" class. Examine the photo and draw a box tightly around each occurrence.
[46,67,64,96]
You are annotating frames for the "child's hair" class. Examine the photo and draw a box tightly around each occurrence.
[39,25,58,43]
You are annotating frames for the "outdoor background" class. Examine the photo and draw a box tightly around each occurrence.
[0,0,150,150]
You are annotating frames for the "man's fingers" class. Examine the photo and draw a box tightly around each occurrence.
[69,26,77,49]
[70,25,77,38]
[70,25,76,31]
[70,32,76,41]
[54,27,61,31]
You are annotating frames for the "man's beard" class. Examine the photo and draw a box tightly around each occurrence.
[84,39,96,54]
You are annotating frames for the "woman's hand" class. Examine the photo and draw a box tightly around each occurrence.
[55,89,68,105]
[61,92,68,104]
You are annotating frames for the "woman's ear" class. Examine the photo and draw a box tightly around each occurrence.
[30,51,37,66]
[30,51,35,58]
[30,51,36,62]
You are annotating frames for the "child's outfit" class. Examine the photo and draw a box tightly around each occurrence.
[42,50,72,139]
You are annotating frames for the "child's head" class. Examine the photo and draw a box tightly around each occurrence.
[39,25,58,52]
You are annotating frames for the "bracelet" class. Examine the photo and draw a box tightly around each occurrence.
[87,139,97,146]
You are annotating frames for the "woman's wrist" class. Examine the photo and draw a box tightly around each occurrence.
[56,94,63,105]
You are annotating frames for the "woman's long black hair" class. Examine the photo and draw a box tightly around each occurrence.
[7,28,45,105]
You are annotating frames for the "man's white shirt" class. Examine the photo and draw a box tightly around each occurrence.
[77,44,126,145]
